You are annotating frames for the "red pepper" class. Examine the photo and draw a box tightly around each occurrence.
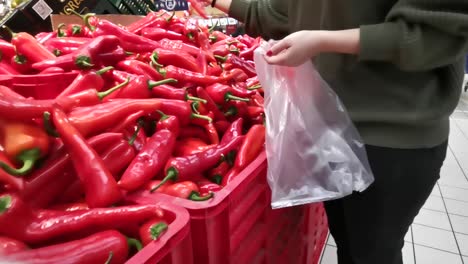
[0,193,158,245]
[0,236,28,255]
[156,111,180,135]
[226,54,257,77]
[35,32,54,44]
[52,108,122,208]
[158,99,212,126]
[250,92,264,107]
[191,100,209,115]
[224,100,249,120]
[139,218,169,246]
[174,138,214,156]
[56,66,112,99]
[239,38,261,61]
[0,86,24,99]
[198,180,223,196]
[207,161,230,184]
[96,47,127,66]
[195,86,226,121]
[161,65,230,86]
[48,203,89,212]
[44,37,90,55]
[0,60,20,75]
[196,49,208,75]
[178,126,210,143]
[205,83,250,104]
[0,92,52,121]
[126,11,164,33]
[0,40,15,60]
[32,35,120,71]
[214,120,231,135]
[92,20,161,53]
[10,54,32,74]
[3,230,129,264]
[21,133,123,208]
[68,99,163,137]
[151,83,205,102]
[246,106,264,119]
[161,181,213,201]
[221,118,244,144]
[0,152,24,191]
[0,119,50,177]
[234,124,265,170]
[153,135,244,190]
[39,66,65,74]
[151,49,199,72]
[66,24,91,37]
[221,167,241,186]
[141,27,188,42]
[207,63,223,76]
[158,39,200,57]
[117,59,164,81]
[223,68,249,83]
[59,137,138,203]
[191,111,214,127]
[118,129,176,191]
[110,110,145,133]
[4,27,56,64]
[204,122,219,144]
[111,71,177,100]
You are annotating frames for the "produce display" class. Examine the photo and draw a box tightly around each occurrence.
[0,9,265,263]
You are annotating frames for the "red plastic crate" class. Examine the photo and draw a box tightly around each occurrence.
[125,201,193,264]
[128,151,328,264]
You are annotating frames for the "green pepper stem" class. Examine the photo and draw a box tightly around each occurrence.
[150,222,169,240]
[247,84,262,90]
[43,112,60,137]
[128,119,144,146]
[210,175,222,185]
[75,55,94,69]
[127,238,143,251]
[14,54,27,65]
[191,113,213,123]
[97,77,129,100]
[156,110,169,121]
[65,8,96,31]
[214,55,227,63]
[189,191,214,201]
[191,102,201,114]
[57,23,66,37]
[166,11,175,22]
[185,94,207,104]
[104,251,113,264]
[53,49,62,57]
[147,78,178,90]
[0,195,12,214]
[224,106,238,117]
[0,148,41,177]
[71,25,82,35]
[150,52,164,69]
[1,26,16,38]
[225,93,250,102]
[208,21,219,33]
[95,66,114,75]
[150,168,178,192]
[209,35,217,42]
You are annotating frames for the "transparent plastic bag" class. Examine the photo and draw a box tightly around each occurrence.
[254,41,374,209]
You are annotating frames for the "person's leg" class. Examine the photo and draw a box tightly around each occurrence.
[324,199,355,264]
[325,141,447,264]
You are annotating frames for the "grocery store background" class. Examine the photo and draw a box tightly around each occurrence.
[321,72,468,263]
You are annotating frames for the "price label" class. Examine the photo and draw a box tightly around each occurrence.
[155,0,189,11]
[32,0,53,20]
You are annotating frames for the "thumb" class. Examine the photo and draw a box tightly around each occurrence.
[267,40,291,56]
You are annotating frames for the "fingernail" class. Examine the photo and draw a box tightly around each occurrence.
[266,50,273,56]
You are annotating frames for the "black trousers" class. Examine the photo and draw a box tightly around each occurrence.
[324,141,448,264]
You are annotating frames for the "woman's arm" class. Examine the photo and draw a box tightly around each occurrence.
[209,0,289,40]
[265,29,360,66]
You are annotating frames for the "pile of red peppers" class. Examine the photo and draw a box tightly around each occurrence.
[0,10,266,263]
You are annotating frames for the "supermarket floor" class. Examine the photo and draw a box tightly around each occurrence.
[320,79,468,264]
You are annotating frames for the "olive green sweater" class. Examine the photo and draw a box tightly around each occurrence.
[229,0,468,148]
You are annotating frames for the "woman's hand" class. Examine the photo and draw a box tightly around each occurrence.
[265,29,361,67]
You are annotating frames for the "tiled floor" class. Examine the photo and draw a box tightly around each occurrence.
[320,80,468,264]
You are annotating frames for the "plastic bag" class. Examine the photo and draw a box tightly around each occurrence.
[254,41,374,209]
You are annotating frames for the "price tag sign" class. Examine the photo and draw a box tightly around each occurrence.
[155,0,188,11]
